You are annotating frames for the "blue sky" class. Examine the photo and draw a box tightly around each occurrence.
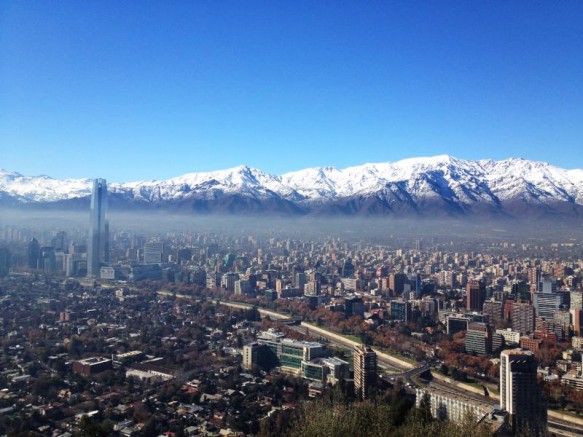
[1,1,582,182]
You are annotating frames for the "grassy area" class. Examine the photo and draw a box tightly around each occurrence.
[345,335,363,344]
[550,409,583,419]
[464,380,488,392]
[374,347,419,365]
[485,383,499,395]
[303,323,363,345]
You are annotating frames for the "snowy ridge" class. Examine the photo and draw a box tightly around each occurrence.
[2,156,583,217]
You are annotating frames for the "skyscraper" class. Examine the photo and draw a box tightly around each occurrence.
[353,345,377,400]
[0,247,10,277]
[87,178,108,277]
[466,279,486,311]
[500,349,546,435]
[27,237,40,269]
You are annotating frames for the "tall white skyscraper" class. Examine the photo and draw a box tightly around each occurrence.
[87,178,108,277]
[500,349,546,436]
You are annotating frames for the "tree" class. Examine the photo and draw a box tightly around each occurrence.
[76,416,110,437]
[418,392,433,424]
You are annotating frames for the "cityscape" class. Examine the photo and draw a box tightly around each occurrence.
[1,178,583,436]
[3,2,583,436]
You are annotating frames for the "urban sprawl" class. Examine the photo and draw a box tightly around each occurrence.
[1,180,583,436]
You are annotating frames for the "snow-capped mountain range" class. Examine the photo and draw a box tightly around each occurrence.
[3,155,583,218]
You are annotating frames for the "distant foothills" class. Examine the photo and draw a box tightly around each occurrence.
[2,155,583,219]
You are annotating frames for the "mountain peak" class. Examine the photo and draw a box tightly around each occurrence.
[2,157,583,218]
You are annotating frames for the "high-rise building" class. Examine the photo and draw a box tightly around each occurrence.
[528,267,541,292]
[0,247,10,277]
[533,291,561,321]
[221,272,239,292]
[294,272,307,292]
[353,345,377,400]
[511,302,535,335]
[537,275,556,294]
[390,299,412,322]
[40,246,56,273]
[341,258,355,278]
[465,322,493,356]
[51,231,66,251]
[500,349,547,436]
[143,241,164,264]
[344,296,364,318]
[87,179,108,277]
[466,279,486,311]
[571,309,583,337]
[570,291,583,311]
[389,272,407,296]
[483,299,504,328]
[27,237,40,269]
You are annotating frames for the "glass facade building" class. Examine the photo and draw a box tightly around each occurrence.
[88,178,108,277]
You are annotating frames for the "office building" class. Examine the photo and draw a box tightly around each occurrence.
[242,343,262,370]
[234,279,252,295]
[353,345,377,400]
[511,302,535,335]
[294,272,307,291]
[533,291,561,321]
[65,252,86,277]
[482,299,504,327]
[87,179,108,277]
[129,264,162,281]
[537,275,556,294]
[390,299,412,323]
[143,241,164,264]
[221,272,239,292]
[465,322,492,356]
[244,335,346,385]
[500,349,547,436]
[27,237,40,269]
[0,247,10,277]
[466,279,486,311]
[51,231,66,251]
[40,246,56,273]
[344,295,365,318]
[389,272,407,296]
[341,258,355,278]
[300,357,349,384]
[446,314,470,336]
[248,329,326,374]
